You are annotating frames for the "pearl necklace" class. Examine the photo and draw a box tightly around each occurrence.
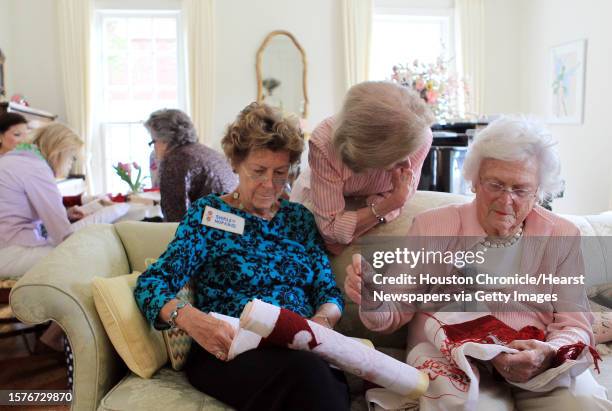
[479,224,524,250]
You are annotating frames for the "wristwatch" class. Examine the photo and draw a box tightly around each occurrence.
[168,301,191,329]
[369,203,387,224]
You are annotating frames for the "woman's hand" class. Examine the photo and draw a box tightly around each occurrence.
[381,167,414,213]
[345,254,365,305]
[491,339,556,382]
[310,315,333,329]
[177,306,236,361]
[310,303,342,329]
[67,206,85,222]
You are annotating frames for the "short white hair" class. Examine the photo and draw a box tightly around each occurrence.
[463,116,563,201]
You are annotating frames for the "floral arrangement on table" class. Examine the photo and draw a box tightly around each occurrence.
[390,57,469,122]
[113,161,145,193]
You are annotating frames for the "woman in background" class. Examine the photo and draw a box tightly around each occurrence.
[291,81,434,254]
[145,109,238,222]
[0,112,28,156]
[0,123,85,277]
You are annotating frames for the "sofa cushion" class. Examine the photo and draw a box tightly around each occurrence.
[92,271,168,378]
[98,367,371,411]
[97,368,231,411]
[115,221,178,272]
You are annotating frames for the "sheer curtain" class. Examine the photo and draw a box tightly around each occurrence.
[56,0,94,192]
[183,0,215,145]
[455,0,485,116]
[341,0,373,91]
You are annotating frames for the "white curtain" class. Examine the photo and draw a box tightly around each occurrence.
[183,0,215,145]
[455,0,485,116]
[56,0,94,192]
[341,0,373,91]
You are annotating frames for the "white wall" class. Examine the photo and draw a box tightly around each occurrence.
[212,0,345,149]
[516,0,612,214]
[1,0,65,120]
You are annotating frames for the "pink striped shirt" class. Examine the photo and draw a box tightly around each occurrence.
[304,116,432,248]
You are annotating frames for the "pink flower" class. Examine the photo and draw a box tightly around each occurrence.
[132,162,140,170]
[118,162,131,174]
[414,78,426,91]
[426,90,438,104]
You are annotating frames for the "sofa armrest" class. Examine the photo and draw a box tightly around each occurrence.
[10,224,131,411]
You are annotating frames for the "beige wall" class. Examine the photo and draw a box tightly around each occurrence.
[516,0,612,214]
[0,0,14,98]
[0,0,66,120]
[482,0,521,115]
[212,0,345,149]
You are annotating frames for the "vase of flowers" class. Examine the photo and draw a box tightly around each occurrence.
[390,57,468,123]
[113,161,145,193]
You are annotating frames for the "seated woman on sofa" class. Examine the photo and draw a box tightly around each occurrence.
[0,112,29,156]
[135,102,349,411]
[290,81,434,255]
[345,117,611,410]
[144,108,238,222]
[0,123,85,278]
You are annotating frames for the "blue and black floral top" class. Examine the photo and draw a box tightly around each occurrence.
[135,194,344,327]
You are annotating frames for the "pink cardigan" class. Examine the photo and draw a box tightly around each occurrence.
[306,116,432,248]
[359,200,594,351]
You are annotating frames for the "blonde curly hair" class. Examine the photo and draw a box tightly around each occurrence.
[221,102,304,168]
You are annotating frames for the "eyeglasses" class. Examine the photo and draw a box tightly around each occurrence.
[148,140,155,147]
[242,166,289,187]
[480,179,538,200]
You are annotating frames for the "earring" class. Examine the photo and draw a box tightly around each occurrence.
[471,187,476,193]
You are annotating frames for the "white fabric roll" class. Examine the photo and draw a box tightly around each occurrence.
[236,299,428,399]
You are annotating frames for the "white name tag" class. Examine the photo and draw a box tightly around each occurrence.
[202,206,245,235]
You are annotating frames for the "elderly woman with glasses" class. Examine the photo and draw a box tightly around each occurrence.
[290,81,435,255]
[144,109,238,222]
[135,102,349,411]
[345,117,610,410]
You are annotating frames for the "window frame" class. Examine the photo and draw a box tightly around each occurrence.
[91,7,187,192]
[370,4,456,81]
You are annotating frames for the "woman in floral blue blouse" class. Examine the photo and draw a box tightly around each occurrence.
[134,102,349,411]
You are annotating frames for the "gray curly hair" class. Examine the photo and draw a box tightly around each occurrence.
[463,115,563,201]
[144,109,198,147]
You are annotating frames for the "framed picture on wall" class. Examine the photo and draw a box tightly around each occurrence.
[548,39,587,124]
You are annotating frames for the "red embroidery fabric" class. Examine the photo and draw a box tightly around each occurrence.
[258,308,320,350]
[441,315,545,345]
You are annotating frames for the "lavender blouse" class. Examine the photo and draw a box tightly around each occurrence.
[0,150,72,248]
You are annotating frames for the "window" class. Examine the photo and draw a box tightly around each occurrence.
[93,10,186,193]
[369,8,454,81]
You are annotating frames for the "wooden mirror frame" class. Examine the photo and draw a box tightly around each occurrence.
[0,48,6,98]
[256,30,309,118]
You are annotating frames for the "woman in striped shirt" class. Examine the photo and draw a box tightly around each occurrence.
[291,81,435,254]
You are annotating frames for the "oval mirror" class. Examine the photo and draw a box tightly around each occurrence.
[256,30,309,119]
